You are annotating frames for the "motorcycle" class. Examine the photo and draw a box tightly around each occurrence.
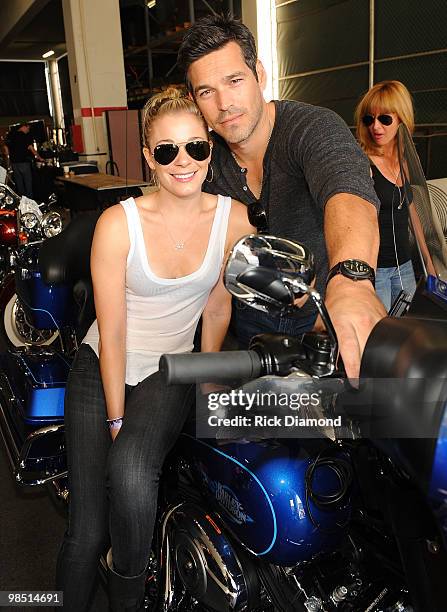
[0,207,99,488]
[0,182,21,280]
[153,234,447,612]
[2,226,446,610]
[0,180,62,346]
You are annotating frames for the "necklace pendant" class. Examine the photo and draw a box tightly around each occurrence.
[174,242,185,250]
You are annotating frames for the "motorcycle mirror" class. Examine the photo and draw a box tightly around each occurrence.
[224,234,315,315]
[224,234,339,371]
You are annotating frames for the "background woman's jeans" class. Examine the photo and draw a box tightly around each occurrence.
[56,344,193,611]
[375,260,417,312]
[232,299,317,349]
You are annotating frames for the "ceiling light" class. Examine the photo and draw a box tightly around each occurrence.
[42,50,55,59]
[147,0,156,8]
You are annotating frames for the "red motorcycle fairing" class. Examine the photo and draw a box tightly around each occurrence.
[0,209,17,247]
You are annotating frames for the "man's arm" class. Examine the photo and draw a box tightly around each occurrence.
[323,192,386,379]
[27,143,44,163]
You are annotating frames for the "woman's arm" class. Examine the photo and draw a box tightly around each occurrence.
[408,203,437,276]
[90,205,129,438]
[201,201,255,352]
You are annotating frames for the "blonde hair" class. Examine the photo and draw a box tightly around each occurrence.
[141,87,208,149]
[354,80,415,156]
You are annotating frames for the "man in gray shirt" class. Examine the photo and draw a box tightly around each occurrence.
[178,14,386,378]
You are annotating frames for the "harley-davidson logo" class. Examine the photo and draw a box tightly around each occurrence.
[214,481,254,525]
[198,464,254,525]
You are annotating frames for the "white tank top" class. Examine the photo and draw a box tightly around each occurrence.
[83,194,232,385]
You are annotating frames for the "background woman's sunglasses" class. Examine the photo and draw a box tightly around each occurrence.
[362,114,394,127]
[152,140,210,165]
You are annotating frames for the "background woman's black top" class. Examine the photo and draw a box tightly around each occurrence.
[371,164,413,267]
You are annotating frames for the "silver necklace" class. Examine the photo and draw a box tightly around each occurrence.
[382,158,405,210]
[391,167,405,210]
[158,206,201,250]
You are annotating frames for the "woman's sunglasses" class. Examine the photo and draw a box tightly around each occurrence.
[152,140,210,165]
[362,114,394,127]
[248,200,268,232]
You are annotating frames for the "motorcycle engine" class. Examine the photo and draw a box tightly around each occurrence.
[166,504,414,612]
[167,503,263,611]
[257,538,414,612]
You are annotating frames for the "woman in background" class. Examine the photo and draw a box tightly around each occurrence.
[355,80,435,311]
[56,88,254,611]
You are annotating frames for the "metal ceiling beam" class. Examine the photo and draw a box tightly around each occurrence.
[0,0,51,50]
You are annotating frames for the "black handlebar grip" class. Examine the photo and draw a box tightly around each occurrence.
[159,351,263,385]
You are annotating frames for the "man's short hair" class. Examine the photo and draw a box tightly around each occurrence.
[177,14,258,95]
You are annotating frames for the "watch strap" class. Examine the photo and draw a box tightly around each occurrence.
[327,260,375,286]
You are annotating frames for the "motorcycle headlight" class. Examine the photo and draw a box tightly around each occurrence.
[41,211,63,238]
[21,212,39,229]
[5,194,14,206]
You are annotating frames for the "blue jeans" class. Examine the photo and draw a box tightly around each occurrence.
[232,299,317,349]
[375,260,417,313]
[56,344,193,611]
[11,161,33,198]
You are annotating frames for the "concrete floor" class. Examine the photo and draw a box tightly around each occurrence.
[0,441,109,610]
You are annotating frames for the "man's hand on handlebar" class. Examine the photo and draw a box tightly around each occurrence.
[316,275,386,379]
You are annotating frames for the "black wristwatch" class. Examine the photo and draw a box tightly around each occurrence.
[327,259,375,286]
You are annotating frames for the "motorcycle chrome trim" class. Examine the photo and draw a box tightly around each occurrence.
[14,300,61,333]
[300,285,337,376]
[16,424,67,485]
[0,183,20,209]
[165,503,251,610]
[0,394,20,469]
[8,296,59,346]
[160,502,184,610]
[52,477,69,501]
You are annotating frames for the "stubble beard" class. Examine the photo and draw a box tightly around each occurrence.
[216,100,264,146]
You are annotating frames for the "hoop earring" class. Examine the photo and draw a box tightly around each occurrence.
[205,164,214,183]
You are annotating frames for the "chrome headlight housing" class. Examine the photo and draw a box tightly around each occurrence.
[41,211,63,238]
[4,194,14,206]
[21,212,39,230]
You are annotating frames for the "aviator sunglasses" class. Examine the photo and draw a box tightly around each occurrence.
[151,139,211,165]
[362,114,394,127]
[248,200,268,233]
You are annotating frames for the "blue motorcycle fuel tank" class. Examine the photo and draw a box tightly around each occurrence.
[181,435,351,566]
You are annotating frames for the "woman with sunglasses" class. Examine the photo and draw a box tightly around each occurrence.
[355,80,435,311]
[56,88,254,611]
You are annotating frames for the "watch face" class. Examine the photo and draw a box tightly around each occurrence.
[342,259,371,277]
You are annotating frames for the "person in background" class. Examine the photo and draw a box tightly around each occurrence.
[56,88,254,611]
[177,14,386,379]
[4,122,43,198]
[355,80,436,312]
